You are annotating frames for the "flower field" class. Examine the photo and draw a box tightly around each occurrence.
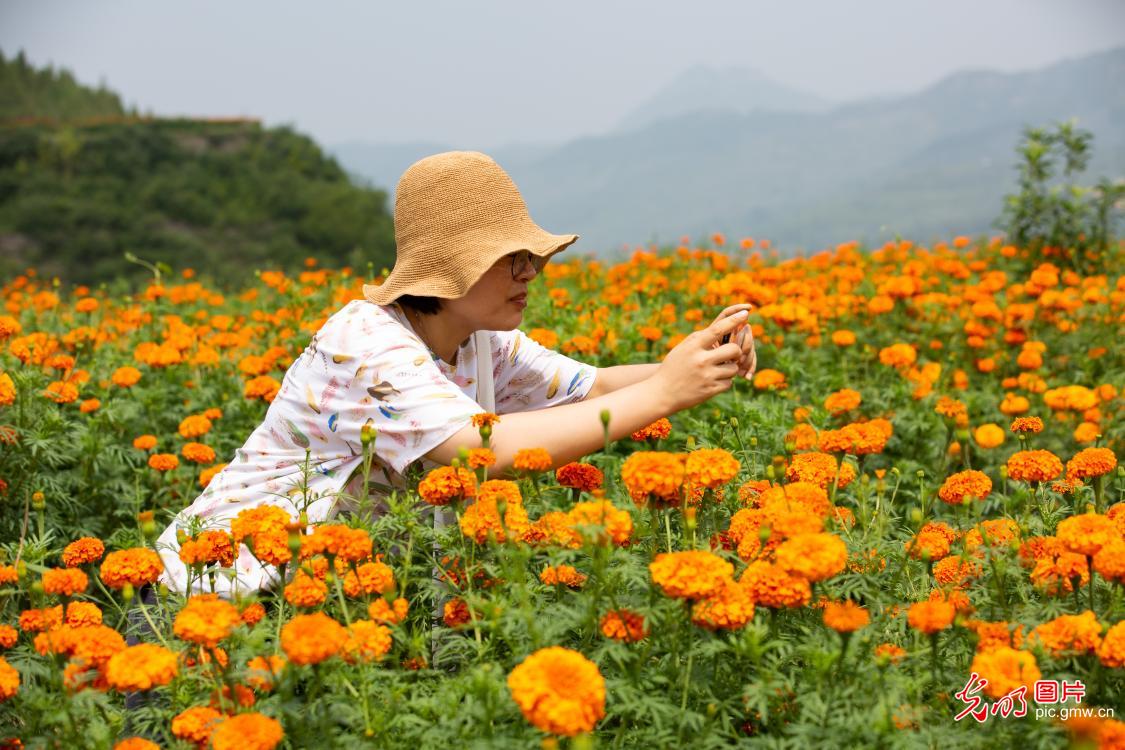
[0,235,1123,749]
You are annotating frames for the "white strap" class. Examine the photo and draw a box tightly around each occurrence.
[473,329,495,412]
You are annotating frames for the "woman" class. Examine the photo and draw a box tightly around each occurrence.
[154,150,757,599]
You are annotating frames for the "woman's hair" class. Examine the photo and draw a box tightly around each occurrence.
[395,294,444,315]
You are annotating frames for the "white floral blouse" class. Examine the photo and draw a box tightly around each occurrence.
[155,298,597,598]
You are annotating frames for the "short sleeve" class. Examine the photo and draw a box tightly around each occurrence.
[493,328,598,413]
[321,309,486,475]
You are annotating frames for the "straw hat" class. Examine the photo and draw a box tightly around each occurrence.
[362,151,579,305]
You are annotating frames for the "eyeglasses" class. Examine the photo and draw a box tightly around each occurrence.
[505,250,549,279]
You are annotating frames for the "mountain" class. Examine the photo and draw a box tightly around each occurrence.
[336,47,1125,254]
[613,64,831,132]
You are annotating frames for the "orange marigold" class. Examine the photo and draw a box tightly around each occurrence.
[973,423,1005,449]
[1057,513,1119,557]
[246,654,286,691]
[111,366,142,388]
[0,656,18,701]
[739,560,811,609]
[300,524,372,562]
[280,612,347,666]
[631,417,672,442]
[1097,621,1125,668]
[1009,416,1043,433]
[752,369,787,390]
[61,536,105,567]
[459,482,530,544]
[105,643,178,691]
[181,442,216,464]
[173,594,242,648]
[684,448,740,490]
[1006,449,1063,483]
[620,451,685,507]
[600,609,647,642]
[341,619,393,663]
[906,600,955,634]
[41,568,87,597]
[171,705,224,745]
[1066,447,1117,480]
[824,388,862,414]
[874,642,906,665]
[418,466,477,505]
[649,550,732,599]
[540,565,587,588]
[555,462,604,492]
[566,500,633,546]
[691,579,756,630]
[209,712,284,750]
[1029,610,1103,657]
[774,533,848,582]
[785,452,856,490]
[937,470,992,505]
[100,548,163,589]
[971,648,1041,700]
[132,434,158,451]
[148,453,179,472]
[513,447,553,472]
[823,600,869,633]
[1092,539,1125,582]
[506,646,606,737]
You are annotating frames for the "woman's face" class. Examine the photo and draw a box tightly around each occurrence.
[450,251,540,330]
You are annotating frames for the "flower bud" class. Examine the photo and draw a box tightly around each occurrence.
[749,436,758,447]
[915,469,925,478]
[288,530,302,558]
[31,491,45,511]
[479,424,492,440]
[729,417,739,429]
[122,583,135,602]
[599,409,611,427]
[758,525,772,544]
[360,423,377,446]
[909,507,923,525]
[686,436,696,449]
[684,506,698,531]
[766,465,776,480]
[30,580,43,596]
[999,466,1008,481]
[176,528,188,545]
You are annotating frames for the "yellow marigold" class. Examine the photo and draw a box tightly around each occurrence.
[105,643,178,691]
[774,533,847,582]
[540,565,587,588]
[173,594,242,647]
[148,453,179,472]
[824,388,862,414]
[418,466,477,505]
[1066,447,1117,480]
[342,619,393,664]
[1097,621,1125,668]
[823,600,869,633]
[0,655,19,701]
[459,482,530,544]
[1092,539,1125,582]
[972,424,1005,449]
[631,417,672,442]
[1006,449,1063,483]
[971,647,1041,700]
[785,452,856,490]
[41,567,87,597]
[566,500,633,546]
[878,343,917,368]
[513,447,553,472]
[506,646,606,737]
[739,560,811,609]
[1009,416,1043,433]
[280,612,347,666]
[752,368,787,390]
[684,448,740,490]
[906,600,955,634]
[937,470,992,505]
[1029,610,1104,657]
[132,434,158,451]
[181,442,216,464]
[172,705,224,745]
[111,366,142,387]
[691,579,756,630]
[100,548,163,589]
[1057,512,1119,558]
[649,550,732,599]
[620,451,685,507]
[62,537,105,567]
[600,609,647,642]
[210,712,284,750]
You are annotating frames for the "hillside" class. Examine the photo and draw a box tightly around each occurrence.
[0,51,396,286]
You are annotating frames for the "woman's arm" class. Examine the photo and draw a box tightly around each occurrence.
[425,375,674,478]
[585,363,661,400]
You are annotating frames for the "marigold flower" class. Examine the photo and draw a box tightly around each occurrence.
[1009,416,1043,433]
[752,369,787,390]
[1057,513,1119,558]
[132,434,158,451]
[785,452,855,490]
[1029,610,1104,657]
[566,500,633,546]
[649,550,732,599]
[443,598,472,628]
[181,442,216,464]
[540,565,587,588]
[105,643,179,691]
[173,594,242,648]
[757,481,831,517]
[1029,552,1089,595]
[172,706,224,745]
[1006,449,1063,483]
[932,555,982,588]
[507,646,606,737]
[631,418,672,442]
[148,453,179,472]
[41,568,87,597]
[300,524,372,562]
[111,366,142,387]
[963,519,1019,550]
[284,572,328,609]
[368,597,409,625]
[179,530,236,568]
[61,537,105,567]
[241,602,266,626]
[280,612,347,665]
[824,388,862,414]
[43,380,79,403]
[774,533,847,582]
[1097,621,1125,668]
[1066,447,1117,481]
[831,330,856,346]
[684,448,740,491]
[1092,539,1125,582]
[209,712,284,750]
[100,548,163,589]
[79,398,100,413]
[0,656,18,701]
[620,451,685,507]
[906,600,955,634]
[342,560,395,597]
[243,375,281,402]
[600,609,647,642]
[470,412,500,428]
[459,482,530,544]
[874,642,906,665]
[418,466,477,505]
[342,619,393,663]
[878,343,917,368]
[819,600,867,632]
[691,579,756,630]
[513,447,553,472]
[970,648,1041,700]
[937,470,992,505]
[555,462,604,493]
[739,560,811,609]
[966,620,1025,653]
[245,654,286,691]
[972,424,1005,449]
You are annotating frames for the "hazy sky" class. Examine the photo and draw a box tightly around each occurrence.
[3,0,1124,149]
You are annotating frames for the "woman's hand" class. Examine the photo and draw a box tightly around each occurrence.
[708,303,757,380]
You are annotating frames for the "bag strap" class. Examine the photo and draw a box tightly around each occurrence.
[473,329,495,411]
